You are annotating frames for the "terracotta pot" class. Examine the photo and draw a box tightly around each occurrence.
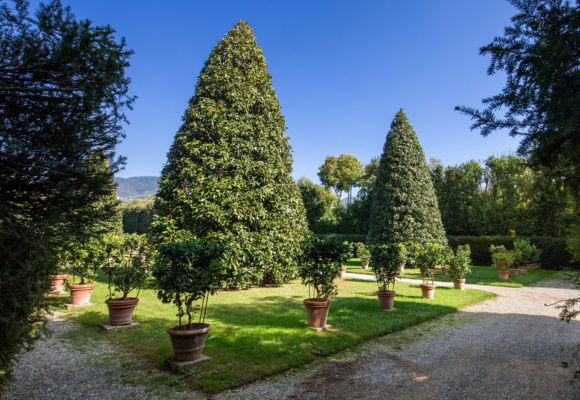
[376,291,395,310]
[303,299,331,328]
[107,298,139,326]
[361,262,368,270]
[69,283,95,305]
[441,268,449,276]
[452,278,465,291]
[339,266,347,278]
[519,266,528,274]
[527,263,541,270]
[49,274,68,293]
[399,264,405,273]
[420,283,436,299]
[168,323,211,361]
[509,268,519,277]
[497,270,509,280]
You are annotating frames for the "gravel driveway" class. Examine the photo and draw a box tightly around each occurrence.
[3,277,579,400]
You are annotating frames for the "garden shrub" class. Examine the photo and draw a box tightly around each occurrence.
[368,109,446,246]
[149,21,307,288]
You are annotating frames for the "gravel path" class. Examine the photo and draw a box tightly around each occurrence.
[2,313,196,400]
[220,276,580,400]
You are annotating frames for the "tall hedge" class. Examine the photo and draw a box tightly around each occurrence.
[150,21,307,288]
[368,109,446,246]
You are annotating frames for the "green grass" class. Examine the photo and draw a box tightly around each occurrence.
[346,258,558,287]
[53,275,494,393]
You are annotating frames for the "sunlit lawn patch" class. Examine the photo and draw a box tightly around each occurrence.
[54,275,494,393]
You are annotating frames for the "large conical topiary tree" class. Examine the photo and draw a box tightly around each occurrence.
[368,109,447,247]
[150,21,307,288]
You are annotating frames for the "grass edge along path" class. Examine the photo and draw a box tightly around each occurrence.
[346,258,558,288]
[52,277,495,394]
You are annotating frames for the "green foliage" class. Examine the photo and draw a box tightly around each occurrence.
[490,245,515,270]
[297,177,340,233]
[121,197,154,234]
[356,242,371,263]
[153,240,224,327]
[318,155,339,193]
[449,245,472,279]
[430,155,574,237]
[370,243,407,291]
[416,243,445,284]
[299,236,351,300]
[368,109,447,247]
[0,0,132,376]
[513,239,541,265]
[448,235,578,270]
[318,154,364,203]
[102,234,149,300]
[457,0,580,196]
[149,21,307,289]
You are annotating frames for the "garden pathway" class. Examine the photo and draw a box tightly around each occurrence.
[2,312,198,400]
[220,275,580,400]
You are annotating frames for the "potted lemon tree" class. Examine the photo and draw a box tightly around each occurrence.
[449,245,471,290]
[154,239,223,363]
[370,243,407,310]
[490,245,515,280]
[356,242,371,269]
[416,243,444,299]
[300,236,350,330]
[68,237,107,305]
[102,234,149,326]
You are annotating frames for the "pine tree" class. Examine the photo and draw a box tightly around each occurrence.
[368,109,446,247]
[150,21,307,288]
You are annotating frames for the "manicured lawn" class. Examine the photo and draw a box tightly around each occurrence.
[51,276,494,393]
[346,258,558,288]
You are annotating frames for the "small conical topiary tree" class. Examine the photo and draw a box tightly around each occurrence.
[368,109,447,247]
[150,21,307,288]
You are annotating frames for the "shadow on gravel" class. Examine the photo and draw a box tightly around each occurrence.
[288,312,580,400]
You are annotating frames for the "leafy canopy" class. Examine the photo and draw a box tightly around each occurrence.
[456,0,580,192]
[0,0,133,384]
[299,236,351,300]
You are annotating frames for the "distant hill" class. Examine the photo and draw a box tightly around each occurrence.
[114,176,158,202]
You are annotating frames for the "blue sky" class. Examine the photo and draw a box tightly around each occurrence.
[49,0,520,181]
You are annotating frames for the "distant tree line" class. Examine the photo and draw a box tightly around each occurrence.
[299,154,574,238]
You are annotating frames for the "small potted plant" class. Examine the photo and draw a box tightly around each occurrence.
[449,245,471,290]
[49,256,70,294]
[338,241,353,277]
[68,237,107,305]
[490,245,515,280]
[153,239,223,362]
[416,243,444,299]
[370,243,407,310]
[356,242,371,269]
[102,234,149,326]
[514,239,541,273]
[300,236,350,329]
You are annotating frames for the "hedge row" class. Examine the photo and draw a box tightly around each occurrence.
[447,236,578,270]
[315,234,578,270]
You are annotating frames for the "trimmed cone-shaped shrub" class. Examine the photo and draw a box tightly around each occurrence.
[150,21,307,288]
[368,109,446,246]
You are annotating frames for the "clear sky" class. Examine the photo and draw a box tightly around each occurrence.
[46,0,520,181]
